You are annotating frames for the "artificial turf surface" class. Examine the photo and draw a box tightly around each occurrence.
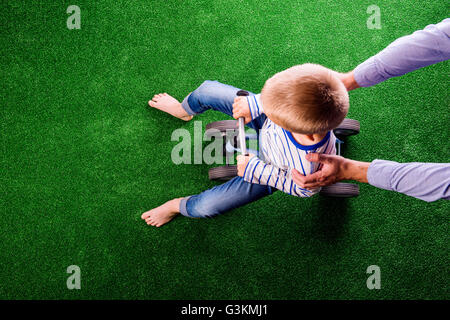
[1,0,449,300]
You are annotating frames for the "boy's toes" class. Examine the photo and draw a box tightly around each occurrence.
[141,211,151,219]
[148,100,157,107]
[151,93,164,101]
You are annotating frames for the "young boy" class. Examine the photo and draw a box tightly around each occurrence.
[142,63,349,227]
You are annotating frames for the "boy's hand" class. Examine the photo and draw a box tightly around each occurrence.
[232,97,252,124]
[237,154,255,177]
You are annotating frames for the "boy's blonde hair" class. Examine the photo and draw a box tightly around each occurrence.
[261,63,349,134]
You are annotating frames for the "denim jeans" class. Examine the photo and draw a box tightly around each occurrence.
[179,80,275,218]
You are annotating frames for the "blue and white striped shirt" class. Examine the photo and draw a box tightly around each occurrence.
[244,94,336,197]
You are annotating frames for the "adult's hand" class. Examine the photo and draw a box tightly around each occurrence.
[337,71,360,91]
[333,70,360,91]
[292,153,369,189]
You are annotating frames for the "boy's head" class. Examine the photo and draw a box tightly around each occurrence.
[261,63,349,134]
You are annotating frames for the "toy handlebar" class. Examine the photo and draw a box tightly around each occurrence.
[236,90,249,156]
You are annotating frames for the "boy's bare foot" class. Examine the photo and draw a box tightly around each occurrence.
[141,198,182,227]
[148,93,193,121]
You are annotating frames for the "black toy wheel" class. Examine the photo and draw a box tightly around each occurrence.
[334,118,360,137]
[208,165,238,181]
[320,182,359,198]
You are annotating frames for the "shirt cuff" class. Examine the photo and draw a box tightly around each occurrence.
[247,94,264,120]
[367,159,398,191]
[243,156,260,183]
[353,56,386,87]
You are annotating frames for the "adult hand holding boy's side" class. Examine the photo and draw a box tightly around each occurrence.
[237,154,255,177]
[232,97,252,124]
[292,153,369,188]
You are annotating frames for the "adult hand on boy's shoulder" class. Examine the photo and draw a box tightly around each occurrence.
[232,97,252,124]
[237,154,255,177]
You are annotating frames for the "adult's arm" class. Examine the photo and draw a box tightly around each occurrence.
[292,154,450,202]
[341,18,450,89]
[367,160,450,202]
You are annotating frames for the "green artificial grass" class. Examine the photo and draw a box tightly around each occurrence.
[1,0,449,299]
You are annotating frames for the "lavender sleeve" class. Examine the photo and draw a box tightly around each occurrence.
[354,18,450,87]
[367,160,450,202]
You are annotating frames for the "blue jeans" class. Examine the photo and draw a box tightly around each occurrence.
[179,80,275,218]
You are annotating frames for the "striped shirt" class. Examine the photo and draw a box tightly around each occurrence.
[244,94,336,197]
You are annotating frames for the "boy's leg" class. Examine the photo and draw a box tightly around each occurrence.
[142,177,275,226]
[183,80,268,132]
[182,80,257,120]
[149,81,246,121]
[149,81,266,129]
[180,176,274,218]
